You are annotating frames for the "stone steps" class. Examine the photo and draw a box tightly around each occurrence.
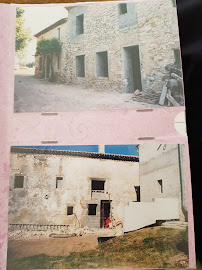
[161,221,188,229]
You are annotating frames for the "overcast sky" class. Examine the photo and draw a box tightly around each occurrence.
[18,6,67,64]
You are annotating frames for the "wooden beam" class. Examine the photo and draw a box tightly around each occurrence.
[171,73,183,82]
[166,93,180,106]
[159,84,167,106]
[167,89,171,106]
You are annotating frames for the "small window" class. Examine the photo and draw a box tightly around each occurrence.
[134,186,140,202]
[92,180,105,191]
[76,55,85,77]
[88,204,97,215]
[39,57,42,71]
[56,177,63,188]
[67,206,73,215]
[76,14,84,35]
[157,180,163,193]
[57,28,60,40]
[96,51,109,77]
[119,3,127,15]
[14,175,24,188]
[171,0,176,7]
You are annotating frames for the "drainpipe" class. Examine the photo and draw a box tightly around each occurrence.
[178,144,187,221]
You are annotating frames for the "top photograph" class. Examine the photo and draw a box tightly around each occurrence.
[14,0,184,113]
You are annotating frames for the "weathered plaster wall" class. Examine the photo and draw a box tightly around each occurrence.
[9,151,139,228]
[138,144,186,221]
[35,0,181,95]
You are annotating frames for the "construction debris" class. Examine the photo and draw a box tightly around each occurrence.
[49,233,77,238]
[132,90,161,104]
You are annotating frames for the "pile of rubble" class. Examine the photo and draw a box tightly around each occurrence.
[132,89,161,105]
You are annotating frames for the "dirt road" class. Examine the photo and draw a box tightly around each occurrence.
[8,235,98,260]
[14,71,155,113]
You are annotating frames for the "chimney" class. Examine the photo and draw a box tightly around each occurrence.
[98,145,105,153]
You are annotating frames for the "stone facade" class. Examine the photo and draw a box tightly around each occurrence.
[138,144,187,221]
[9,148,139,229]
[35,0,181,94]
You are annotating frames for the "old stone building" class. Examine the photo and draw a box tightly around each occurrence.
[8,144,187,235]
[34,0,181,96]
[9,147,139,230]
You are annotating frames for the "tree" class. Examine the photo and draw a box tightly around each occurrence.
[16,8,31,56]
[36,38,61,81]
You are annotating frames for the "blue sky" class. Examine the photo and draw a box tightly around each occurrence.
[13,145,138,156]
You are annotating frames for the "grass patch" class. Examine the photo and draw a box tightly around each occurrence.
[7,227,189,269]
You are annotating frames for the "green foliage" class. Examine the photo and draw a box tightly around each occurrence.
[16,7,24,18]
[143,237,155,247]
[177,227,188,254]
[16,7,31,53]
[26,62,35,68]
[36,38,61,56]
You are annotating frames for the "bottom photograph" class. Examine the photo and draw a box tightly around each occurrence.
[7,144,189,269]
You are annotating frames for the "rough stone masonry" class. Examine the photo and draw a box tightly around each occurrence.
[35,0,182,95]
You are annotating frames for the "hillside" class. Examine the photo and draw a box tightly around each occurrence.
[7,226,189,269]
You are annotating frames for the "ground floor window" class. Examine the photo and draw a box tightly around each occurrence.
[14,175,24,188]
[67,206,73,215]
[88,204,97,215]
[96,51,109,77]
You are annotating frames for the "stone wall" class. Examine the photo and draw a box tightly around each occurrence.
[34,0,182,95]
[138,144,186,221]
[9,149,139,229]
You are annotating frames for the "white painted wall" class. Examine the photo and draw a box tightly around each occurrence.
[138,144,186,221]
[124,198,179,232]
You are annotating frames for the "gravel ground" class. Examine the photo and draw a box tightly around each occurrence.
[14,69,156,113]
[7,234,98,259]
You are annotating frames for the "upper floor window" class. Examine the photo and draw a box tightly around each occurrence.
[92,180,105,193]
[171,0,176,7]
[56,176,63,188]
[76,14,84,35]
[157,180,163,194]
[119,3,128,15]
